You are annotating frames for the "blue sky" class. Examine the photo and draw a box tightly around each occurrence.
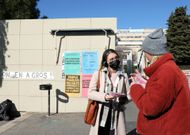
[38,0,190,29]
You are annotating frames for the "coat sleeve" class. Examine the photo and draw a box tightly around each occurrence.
[88,71,107,102]
[130,67,176,117]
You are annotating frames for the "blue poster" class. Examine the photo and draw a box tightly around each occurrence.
[64,52,80,75]
[82,51,98,74]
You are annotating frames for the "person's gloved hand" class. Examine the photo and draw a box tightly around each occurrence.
[130,70,147,88]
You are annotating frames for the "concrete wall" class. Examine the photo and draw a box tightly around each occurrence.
[0,18,117,113]
[183,70,190,87]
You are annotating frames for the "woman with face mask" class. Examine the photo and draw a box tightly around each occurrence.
[129,28,190,135]
[88,49,131,135]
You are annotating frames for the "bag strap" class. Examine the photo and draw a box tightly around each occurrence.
[97,70,100,91]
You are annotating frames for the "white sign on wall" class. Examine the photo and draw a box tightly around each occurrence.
[1,71,54,80]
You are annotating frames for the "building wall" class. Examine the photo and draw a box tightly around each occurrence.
[116,29,156,71]
[183,70,190,87]
[117,29,155,43]
[0,18,117,113]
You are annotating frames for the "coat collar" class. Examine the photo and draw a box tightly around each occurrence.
[144,53,174,77]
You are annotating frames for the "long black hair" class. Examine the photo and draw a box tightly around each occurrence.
[99,49,120,70]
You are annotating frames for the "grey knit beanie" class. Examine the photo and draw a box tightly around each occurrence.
[142,28,168,55]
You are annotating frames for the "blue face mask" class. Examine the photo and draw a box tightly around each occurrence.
[109,59,120,70]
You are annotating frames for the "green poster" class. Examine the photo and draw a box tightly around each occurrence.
[64,52,80,75]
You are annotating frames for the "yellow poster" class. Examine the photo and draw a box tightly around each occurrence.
[65,75,80,97]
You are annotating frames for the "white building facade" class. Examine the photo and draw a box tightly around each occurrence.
[116,29,156,74]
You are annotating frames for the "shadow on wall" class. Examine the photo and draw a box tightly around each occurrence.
[56,89,69,113]
[0,21,8,87]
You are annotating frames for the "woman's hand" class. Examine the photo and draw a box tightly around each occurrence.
[104,94,115,101]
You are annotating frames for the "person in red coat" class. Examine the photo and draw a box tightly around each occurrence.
[129,28,190,135]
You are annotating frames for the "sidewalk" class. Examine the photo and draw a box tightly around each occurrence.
[0,112,136,135]
[0,102,138,135]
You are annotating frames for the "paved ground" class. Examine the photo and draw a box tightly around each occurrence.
[0,102,138,135]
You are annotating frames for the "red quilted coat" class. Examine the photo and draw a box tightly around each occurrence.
[130,53,190,135]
